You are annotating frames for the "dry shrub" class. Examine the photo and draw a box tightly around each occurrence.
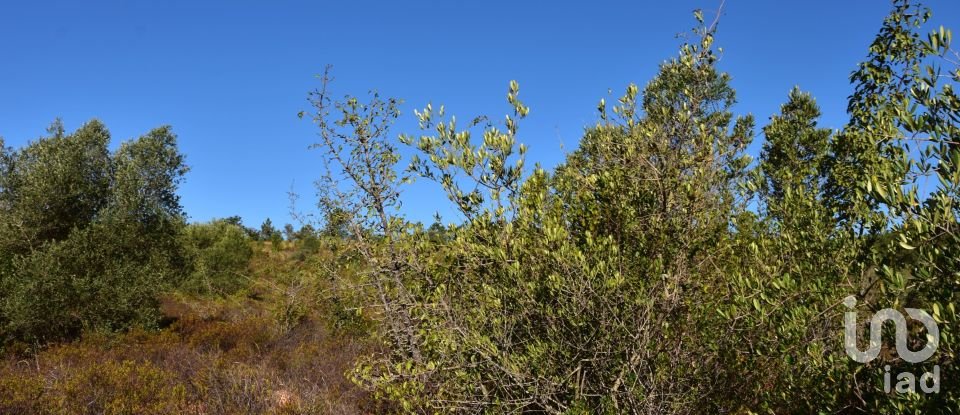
[182,317,277,360]
[193,361,275,415]
[0,244,376,414]
[54,360,187,415]
[0,370,48,414]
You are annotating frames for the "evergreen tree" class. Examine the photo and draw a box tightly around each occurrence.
[0,120,189,344]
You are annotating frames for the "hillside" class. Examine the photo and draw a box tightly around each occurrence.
[1,1,958,413]
[0,243,378,414]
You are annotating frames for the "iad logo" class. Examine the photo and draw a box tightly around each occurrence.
[843,295,940,394]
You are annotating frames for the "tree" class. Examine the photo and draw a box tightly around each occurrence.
[758,87,831,208]
[320,206,350,239]
[259,218,278,241]
[0,120,112,255]
[294,223,320,254]
[222,215,243,227]
[0,136,13,276]
[295,223,316,240]
[0,120,190,344]
[826,0,960,409]
[425,219,448,243]
[722,88,856,411]
[0,135,10,192]
[723,1,960,411]
[222,215,258,240]
[302,65,425,388]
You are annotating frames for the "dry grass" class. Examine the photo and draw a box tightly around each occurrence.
[0,243,380,415]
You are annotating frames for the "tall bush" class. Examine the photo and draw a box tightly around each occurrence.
[181,219,254,296]
[0,120,189,345]
[305,1,960,412]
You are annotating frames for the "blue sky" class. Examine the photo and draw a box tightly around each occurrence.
[2,1,958,228]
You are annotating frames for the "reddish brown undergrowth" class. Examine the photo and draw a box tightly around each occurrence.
[0,245,379,414]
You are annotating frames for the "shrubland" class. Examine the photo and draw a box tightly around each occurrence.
[0,0,958,413]
[0,241,377,414]
[301,0,959,412]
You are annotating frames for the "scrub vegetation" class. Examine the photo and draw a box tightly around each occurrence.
[1,1,959,413]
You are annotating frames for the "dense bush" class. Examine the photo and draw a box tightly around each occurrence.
[181,219,254,296]
[296,224,321,253]
[0,1,955,412]
[0,120,189,345]
[305,1,960,412]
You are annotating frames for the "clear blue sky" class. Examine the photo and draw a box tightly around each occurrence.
[2,1,958,227]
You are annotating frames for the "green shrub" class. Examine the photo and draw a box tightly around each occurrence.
[3,224,177,341]
[294,224,321,259]
[0,120,189,345]
[307,1,960,412]
[181,219,254,296]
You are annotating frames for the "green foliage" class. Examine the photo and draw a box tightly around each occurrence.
[0,120,112,253]
[833,0,959,410]
[321,207,351,239]
[260,218,284,251]
[0,1,955,413]
[293,224,321,258]
[308,1,960,413]
[758,87,832,208]
[181,219,254,296]
[260,218,279,241]
[270,232,284,251]
[717,0,960,411]
[0,120,189,345]
[724,87,856,412]
[314,12,757,412]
